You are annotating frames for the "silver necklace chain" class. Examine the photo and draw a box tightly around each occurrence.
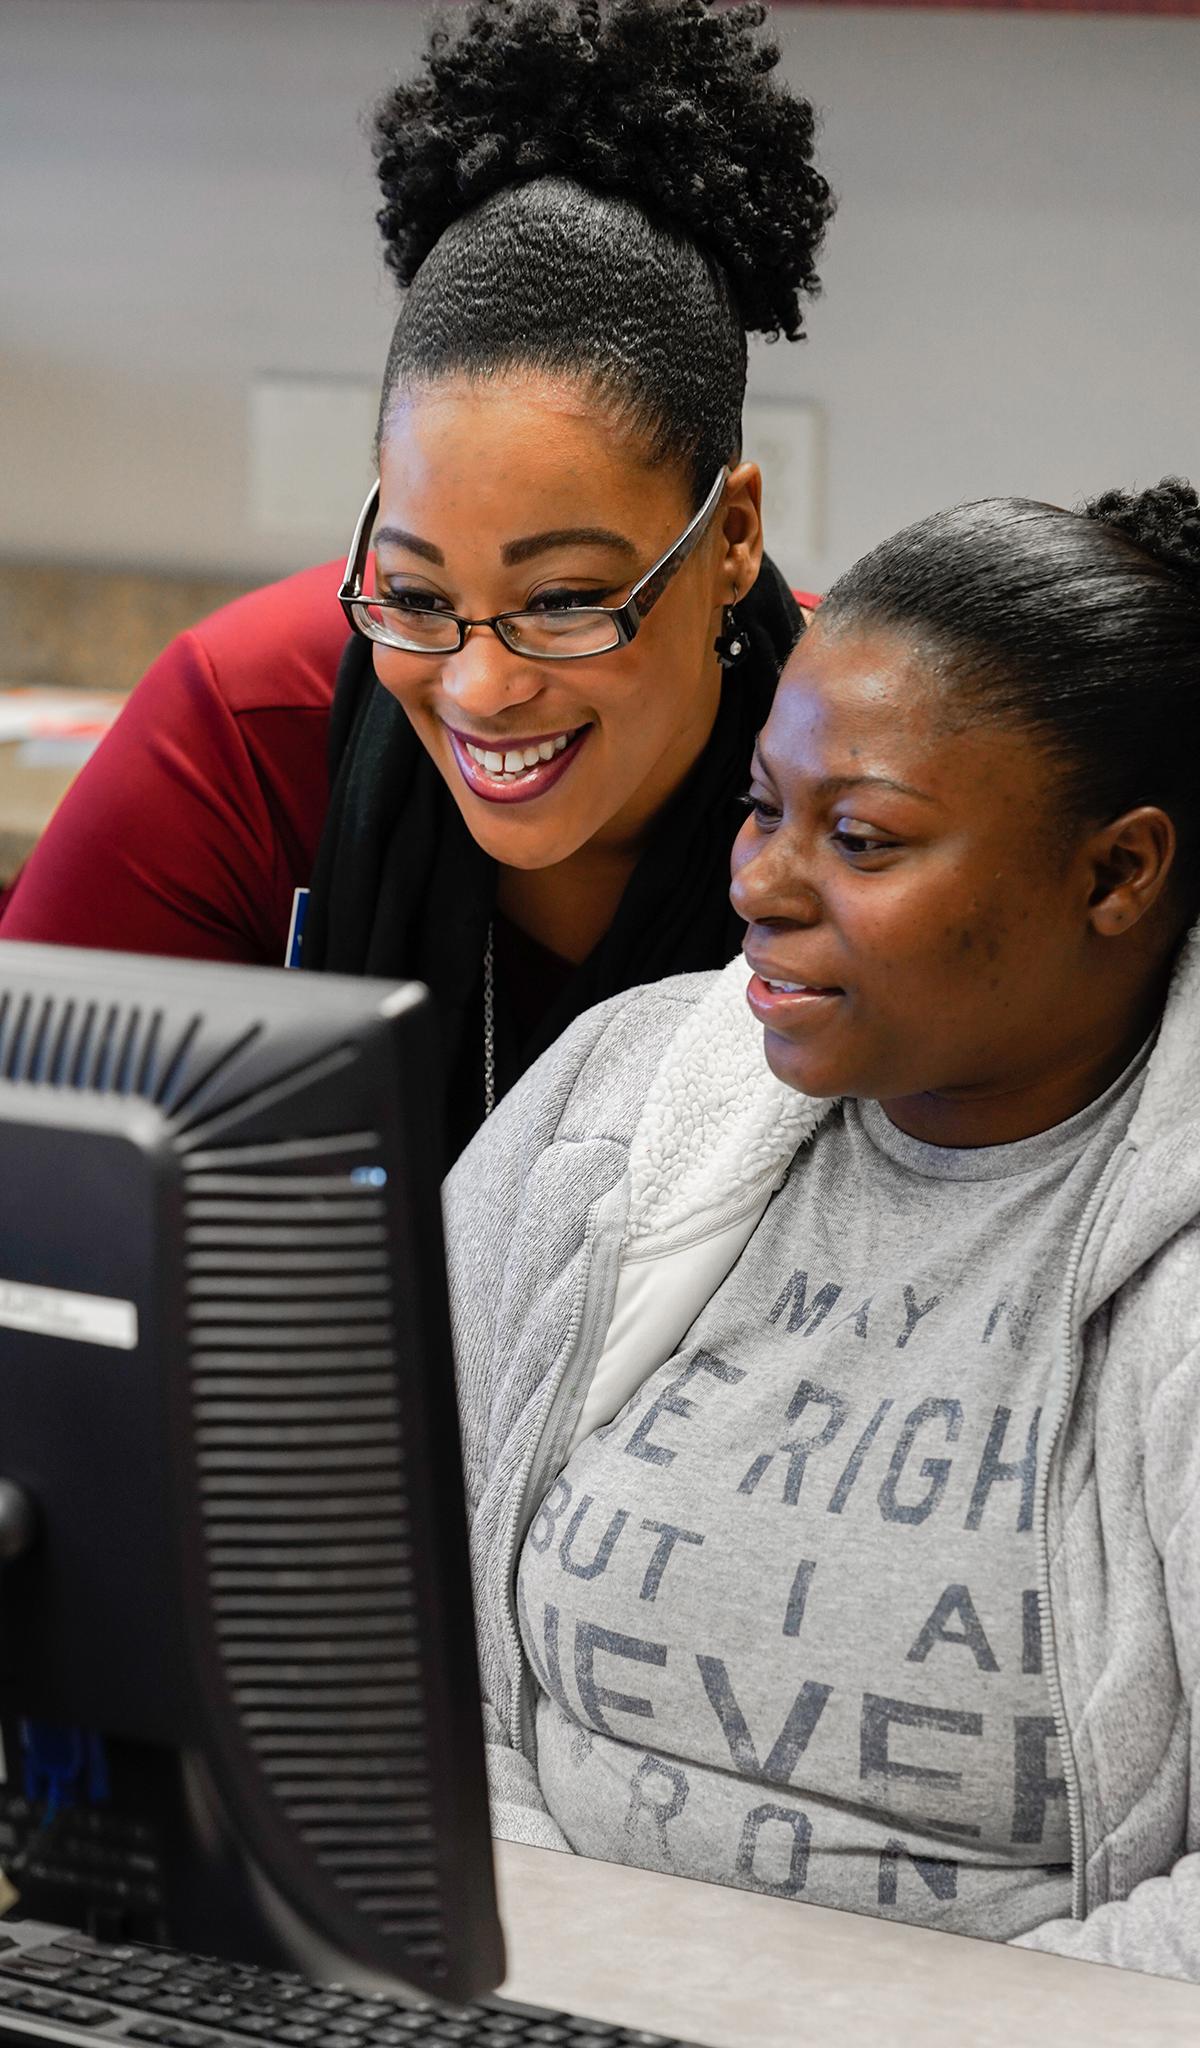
[483,919,496,1118]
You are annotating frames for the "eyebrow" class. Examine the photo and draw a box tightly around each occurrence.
[752,753,939,807]
[501,528,638,567]
[373,527,444,565]
[372,525,640,570]
[818,772,938,804]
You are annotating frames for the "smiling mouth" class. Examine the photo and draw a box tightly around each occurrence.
[746,956,843,994]
[745,968,844,1025]
[759,978,838,995]
[445,723,590,804]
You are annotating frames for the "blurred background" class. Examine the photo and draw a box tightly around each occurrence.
[1,0,1197,688]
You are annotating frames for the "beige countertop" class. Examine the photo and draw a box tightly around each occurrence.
[493,1838,1200,2048]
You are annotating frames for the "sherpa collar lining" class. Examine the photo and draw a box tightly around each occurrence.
[624,955,832,1247]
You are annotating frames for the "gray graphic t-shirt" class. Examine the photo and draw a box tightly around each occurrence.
[517,1046,1151,1937]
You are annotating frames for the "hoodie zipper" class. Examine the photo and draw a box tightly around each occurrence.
[499,1175,631,1756]
[1035,1139,1132,1922]
[496,1174,788,1757]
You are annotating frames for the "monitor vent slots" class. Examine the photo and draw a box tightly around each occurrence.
[180,1136,447,1969]
[0,989,234,1113]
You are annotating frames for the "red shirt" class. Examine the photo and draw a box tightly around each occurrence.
[1,563,819,966]
[1,561,344,964]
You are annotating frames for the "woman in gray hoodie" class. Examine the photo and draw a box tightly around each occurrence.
[446,477,1200,1979]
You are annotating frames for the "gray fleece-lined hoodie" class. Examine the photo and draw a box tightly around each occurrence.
[444,938,1200,1982]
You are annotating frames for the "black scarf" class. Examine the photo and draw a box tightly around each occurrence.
[304,558,801,1158]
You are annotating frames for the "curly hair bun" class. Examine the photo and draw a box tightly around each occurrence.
[1085,478,1200,595]
[374,0,833,340]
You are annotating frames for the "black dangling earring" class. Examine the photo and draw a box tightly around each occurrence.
[714,604,750,670]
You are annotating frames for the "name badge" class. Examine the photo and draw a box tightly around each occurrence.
[285,887,310,969]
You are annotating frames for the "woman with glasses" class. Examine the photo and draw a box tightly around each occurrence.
[1,0,833,1158]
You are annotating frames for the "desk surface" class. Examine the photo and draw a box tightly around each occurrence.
[493,1839,1200,2048]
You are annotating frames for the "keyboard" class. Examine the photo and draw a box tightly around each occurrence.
[0,1922,711,2048]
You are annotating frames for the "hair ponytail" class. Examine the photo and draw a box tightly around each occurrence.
[1085,478,1200,595]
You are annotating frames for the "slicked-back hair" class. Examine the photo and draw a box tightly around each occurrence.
[816,481,1200,896]
[379,179,747,502]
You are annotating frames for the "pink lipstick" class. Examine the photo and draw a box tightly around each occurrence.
[446,724,590,805]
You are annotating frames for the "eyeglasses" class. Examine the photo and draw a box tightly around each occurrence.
[338,466,728,661]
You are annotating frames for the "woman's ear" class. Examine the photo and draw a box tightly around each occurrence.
[1086,805,1177,937]
[720,461,764,602]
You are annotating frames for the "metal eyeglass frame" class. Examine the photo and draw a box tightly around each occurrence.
[337,465,729,660]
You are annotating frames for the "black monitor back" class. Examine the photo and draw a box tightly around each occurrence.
[0,942,503,2002]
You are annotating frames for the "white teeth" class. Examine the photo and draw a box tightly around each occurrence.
[767,980,810,993]
[462,730,577,781]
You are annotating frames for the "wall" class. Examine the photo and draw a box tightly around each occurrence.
[765,4,1200,581]
[2,0,1198,590]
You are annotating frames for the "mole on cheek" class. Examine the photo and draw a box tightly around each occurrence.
[967,901,1009,967]
[945,903,1005,966]
[937,922,976,959]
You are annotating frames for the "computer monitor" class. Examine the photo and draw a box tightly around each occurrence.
[0,941,504,2005]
